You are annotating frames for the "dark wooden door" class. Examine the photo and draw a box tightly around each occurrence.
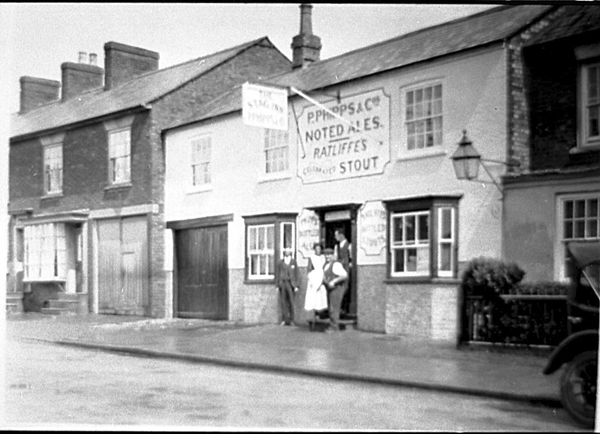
[175,225,228,319]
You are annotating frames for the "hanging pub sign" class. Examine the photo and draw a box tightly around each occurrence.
[297,88,390,184]
[297,209,321,259]
[242,83,288,131]
[359,201,387,256]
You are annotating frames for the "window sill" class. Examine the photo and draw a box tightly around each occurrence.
[384,276,459,284]
[258,172,292,184]
[397,149,447,162]
[570,143,600,154]
[104,182,132,191]
[244,278,275,285]
[41,193,63,199]
[187,184,213,194]
[23,278,66,283]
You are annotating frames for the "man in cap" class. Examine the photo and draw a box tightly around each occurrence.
[275,248,300,326]
[322,247,348,333]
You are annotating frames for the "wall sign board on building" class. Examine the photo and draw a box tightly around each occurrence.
[242,83,288,131]
[359,201,387,256]
[297,88,391,184]
[297,209,321,259]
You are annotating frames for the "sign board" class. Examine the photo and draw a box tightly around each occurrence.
[242,83,288,131]
[297,88,390,184]
[359,201,387,256]
[324,210,351,222]
[297,209,321,259]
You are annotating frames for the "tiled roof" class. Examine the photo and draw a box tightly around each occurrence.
[166,4,554,131]
[11,37,279,140]
[524,5,600,46]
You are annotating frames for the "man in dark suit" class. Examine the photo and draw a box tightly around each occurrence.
[275,248,300,326]
[334,227,351,315]
[322,247,348,333]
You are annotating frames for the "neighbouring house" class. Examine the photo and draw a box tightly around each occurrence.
[161,4,570,343]
[7,37,291,316]
[503,5,600,282]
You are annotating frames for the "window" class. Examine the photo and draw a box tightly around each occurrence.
[386,197,459,279]
[581,63,600,147]
[558,194,600,280]
[24,223,67,280]
[244,213,296,281]
[264,128,289,174]
[108,128,131,184]
[44,144,62,195]
[404,83,443,151]
[191,135,212,187]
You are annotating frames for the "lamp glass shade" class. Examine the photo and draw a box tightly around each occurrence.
[452,156,480,180]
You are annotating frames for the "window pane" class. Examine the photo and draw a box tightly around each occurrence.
[575,220,585,238]
[268,253,274,275]
[392,216,403,243]
[565,200,574,219]
[440,243,451,271]
[282,223,293,250]
[418,214,429,241]
[267,225,274,249]
[393,249,404,273]
[564,221,573,239]
[587,220,598,238]
[406,248,417,271]
[405,216,415,242]
[441,208,452,239]
[588,199,598,217]
[575,200,586,218]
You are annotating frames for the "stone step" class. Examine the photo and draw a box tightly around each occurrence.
[48,299,80,309]
[40,307,77,316]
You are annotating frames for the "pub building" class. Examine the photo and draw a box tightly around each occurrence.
[162,4,548,342]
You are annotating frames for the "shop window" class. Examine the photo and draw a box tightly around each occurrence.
[264,128,289,174]
[386,196,459,280]
[108,128,131,185]
[43,144,62,195]
[24,223,67,281]
[244,213,296,282]
[403,82,443,152]
[580,62,600,148]
[191,134,212,187]
[559,194,600,279]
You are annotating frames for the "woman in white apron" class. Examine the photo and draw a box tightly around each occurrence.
[304,242,328,330]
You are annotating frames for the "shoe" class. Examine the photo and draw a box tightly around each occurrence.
[324,328,338,334]
[280,321,286,326]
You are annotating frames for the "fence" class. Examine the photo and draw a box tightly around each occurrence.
[462,294,568,347]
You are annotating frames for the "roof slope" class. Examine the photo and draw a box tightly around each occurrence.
[167,4,553,131]
[11,37,284,139]
[524,5,600,46]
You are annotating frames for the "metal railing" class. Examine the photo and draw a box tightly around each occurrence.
[463,295,568,347]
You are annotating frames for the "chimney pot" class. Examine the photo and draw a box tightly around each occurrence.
[78,51,88,63]
[89,53,98,66]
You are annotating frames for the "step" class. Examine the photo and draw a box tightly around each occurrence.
[48,299,80,309]
[40,307,77,316]
[6,303,23,314]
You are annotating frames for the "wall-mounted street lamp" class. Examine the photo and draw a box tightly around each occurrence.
[450,130,520,196]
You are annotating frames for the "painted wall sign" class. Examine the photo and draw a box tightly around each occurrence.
[359,201,387,256]
[297,209,321,259]
[297,88,390,184]
[242,83,288,131]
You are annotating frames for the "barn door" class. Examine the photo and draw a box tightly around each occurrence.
[97,216,148,315]
[175,225,228,319]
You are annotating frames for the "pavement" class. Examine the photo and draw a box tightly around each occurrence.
[4,312,562,407]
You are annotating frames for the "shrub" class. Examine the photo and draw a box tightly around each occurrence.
[461,257,525,300]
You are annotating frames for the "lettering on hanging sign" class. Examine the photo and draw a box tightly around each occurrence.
[359,201,387,256]
[242,83,288,131]
[297,88,391,184]
[297,209,321,259]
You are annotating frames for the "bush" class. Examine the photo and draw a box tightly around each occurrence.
[461,257,525,299]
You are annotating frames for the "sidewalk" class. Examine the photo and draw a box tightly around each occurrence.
[5,313,562,407]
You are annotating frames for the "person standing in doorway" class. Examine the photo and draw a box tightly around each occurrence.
[334,227,351,315]
[304,242,328,330]
[322,247,348,333]
[276,248,299,326]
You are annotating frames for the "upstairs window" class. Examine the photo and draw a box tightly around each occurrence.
[108,128,131,184]
[191,135,212,187]
[581,63,600,147]
[264,128,289,174]
[43,144,63,195]
[404,83,443,151]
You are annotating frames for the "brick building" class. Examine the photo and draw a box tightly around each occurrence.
[7,38,291,316]
[161,5,578,342]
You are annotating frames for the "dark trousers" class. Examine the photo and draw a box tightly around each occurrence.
[279,281,295,325]
[327,282,347,330]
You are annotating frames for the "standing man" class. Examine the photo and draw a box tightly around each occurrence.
[276,248,300,326]
[334,227,351,315]
[322,247,348,333]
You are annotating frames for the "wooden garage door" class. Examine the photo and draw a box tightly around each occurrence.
[175,225,228,319]
[97,216,148,315]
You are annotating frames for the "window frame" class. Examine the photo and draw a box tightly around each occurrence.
[400,80,444,159]
[557,193,600,281]
[43,143,63,196]
[243,213,297,283]
[108,127,132,185]
[190,133,212,190]
[385,196,459,281]
[23,223,68,282]
[579,61,600,149]
[263,128,290,178]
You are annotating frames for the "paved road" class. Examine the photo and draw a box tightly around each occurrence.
[4,337,586,431]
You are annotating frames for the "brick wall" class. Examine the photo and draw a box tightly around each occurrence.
[356,264,386,333]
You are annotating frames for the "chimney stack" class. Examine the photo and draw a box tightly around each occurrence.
[19,76,60,113]
[291,3,321,69]
[103,41,159,90]
[61,51,104,101]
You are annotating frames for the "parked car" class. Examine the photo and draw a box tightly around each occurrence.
[543,242,599,428]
